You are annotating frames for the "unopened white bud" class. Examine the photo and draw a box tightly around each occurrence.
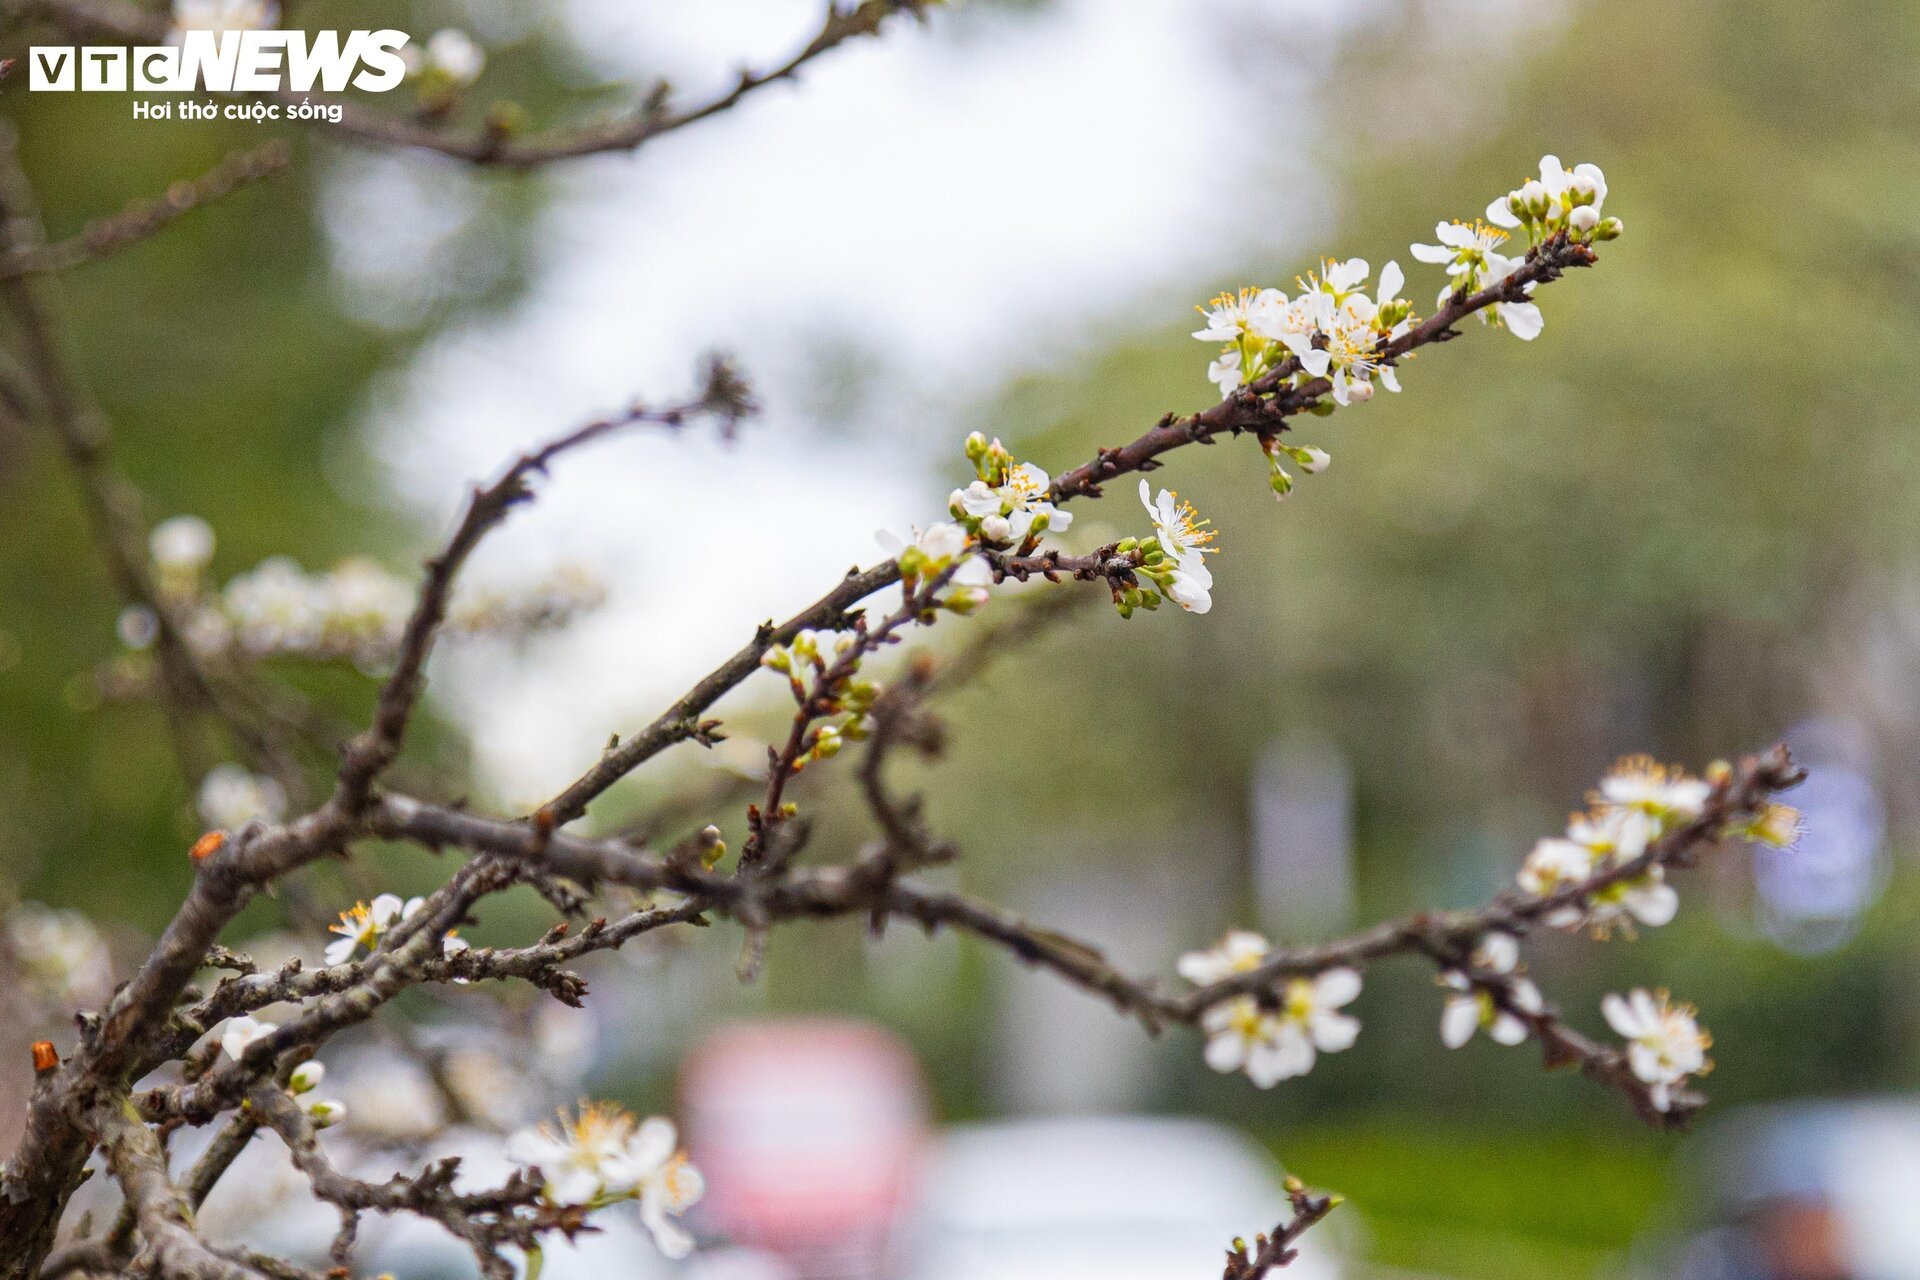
[1569,205,1599,234]
[1299,447,1330,474]
[1520,180,1548,216]
[289,1061,325,1094]
[980,514,1013,544]
[150,515,215,574]
[1346,379,1375,404]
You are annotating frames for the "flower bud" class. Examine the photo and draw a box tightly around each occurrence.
[811,725,843,759]
[306,1099,346,1129]
[1568,205,1599,235]
[1594,216,1624,241]
[760,646,792,673]
[1520,180,1549,218]
[1289,445,1331,474]
[290,1061,325,1094]
[964,431,989,463]
[980,514,1012,544]
[1346,379,1375,404]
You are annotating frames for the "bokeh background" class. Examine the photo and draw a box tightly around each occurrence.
[4,0,1919,1276]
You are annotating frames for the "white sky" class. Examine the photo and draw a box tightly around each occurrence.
[330,0,1538,805]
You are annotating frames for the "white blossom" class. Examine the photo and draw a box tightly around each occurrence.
[947,441,1072,546]
[1181,935,1362,1088]
[1598,756,1712,823]
[1176,930,1270,985]
[423,29,485,85]
[1602,988,1711,1112]
[224,557,327,654]
[506,1104,704,1254]
[4,903,113,1007]
[324,893,424,966]
[219,1015,276,1061]
[1138,480,1217,614]
[169,0,276,42]
[1438,933,1543,1049]
[149,515,215,575]
[197,764,286,832]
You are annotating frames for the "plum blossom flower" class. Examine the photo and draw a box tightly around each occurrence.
[1598,756,1712,823]
[1486,155,1615,246]
[220,1015,276,1061]
[324,893,424,966]
[1439,933,1543,1049]
[1180,932,1362,1088]
[1602,988,1711,1112]
[4,903,113,1007]
[948,443,1071,547]
[170,0,276,42]
[149,515,215,577]
[1177,930,1270,985]
[422,29,485,85]
[1137,480,1217,613]
[507,1104,704,1255]
[1519,804,1675,932]
[197,764,286,832]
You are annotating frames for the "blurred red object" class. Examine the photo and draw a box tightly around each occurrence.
[681,1019,929,1279]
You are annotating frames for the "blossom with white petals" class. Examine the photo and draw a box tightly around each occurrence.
[949,435,1072,549]
[1439,933,1543,1049]
[1136,480,1217,613]
[220,1014,276,1061]
[324,893,424,966]
[169,0,276,43]
[149,515,215,578]
[422,29,485,86]
[507,1104,705,1255]
[1602,988,1711,1112]
[1485,155,1618,247]
[1598,756,1712,824]
[1179,933,1362,1088]
[4,903,113,1007]
[197,764,286,832]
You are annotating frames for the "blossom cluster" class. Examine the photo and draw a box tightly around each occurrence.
[2,902,114,1012]
[506,1102,705,1257]
[1483,154,1621,251]
[1518,757,1703,935]
[1190,154,1625,491]
[760,629,882,764]
[1177,932,1362,1088]
[948,433,1073,550]
[129,515,605,668]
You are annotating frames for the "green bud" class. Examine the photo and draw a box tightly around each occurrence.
[1139,589,1161,610]
[1114,537,1139,554]
[1115,601,1134,619]
[1595,216,1624,241]
[1269,465,1294,499]
[964,431,988,462]
[1308,400,1336,417]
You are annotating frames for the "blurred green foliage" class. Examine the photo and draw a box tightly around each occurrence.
[3,0,1918,1276]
